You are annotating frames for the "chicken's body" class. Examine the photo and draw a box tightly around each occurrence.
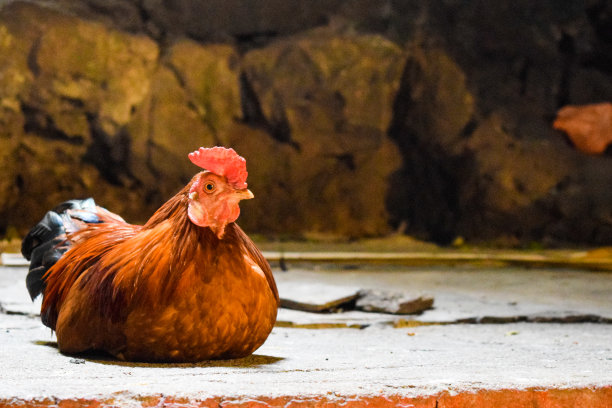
[23,147,279,362]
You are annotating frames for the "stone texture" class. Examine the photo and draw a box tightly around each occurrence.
[238,28,403,236]
[127,40,241,201]
[140,0,342,41]
[0,2,160,225]
[456,115,576,243]
[384,0,612,245]
[1,0,612,245]
[386,48,476,242]
[0,3,403,239]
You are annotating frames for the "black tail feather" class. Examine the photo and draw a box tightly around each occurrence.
[21,198,100,300]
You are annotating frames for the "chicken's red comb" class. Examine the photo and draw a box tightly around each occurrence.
[188,147,248,189]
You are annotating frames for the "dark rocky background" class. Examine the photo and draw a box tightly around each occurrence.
[0,0,611,246]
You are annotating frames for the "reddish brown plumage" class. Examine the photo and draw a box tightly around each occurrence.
[40,170,278,362]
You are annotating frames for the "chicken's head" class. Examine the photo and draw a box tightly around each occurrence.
[186,147,253,238]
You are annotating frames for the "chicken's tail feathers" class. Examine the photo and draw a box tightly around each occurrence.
[21,198,120,300]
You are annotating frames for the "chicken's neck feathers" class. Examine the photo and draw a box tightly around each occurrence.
[43,184,272,329]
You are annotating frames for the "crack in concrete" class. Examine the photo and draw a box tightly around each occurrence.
[276,313,612,330]
[3,302,611,329]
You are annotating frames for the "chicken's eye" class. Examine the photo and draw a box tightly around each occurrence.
[204,182,216,193]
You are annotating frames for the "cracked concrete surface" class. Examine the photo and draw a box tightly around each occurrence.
[0,264,611,406]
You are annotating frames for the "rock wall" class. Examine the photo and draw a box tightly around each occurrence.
[0,2,402,238]
[1,0,611,245]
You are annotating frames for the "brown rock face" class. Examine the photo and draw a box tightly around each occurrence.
[127,41,241,202]
[386,46,610,245]
[1,0,612,245]
[0,2,160,226]
[238,29,403,236]
[0,3,402,238]
[386,48,476,242]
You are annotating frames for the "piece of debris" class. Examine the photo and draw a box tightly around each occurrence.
[553,102,612,154]
[355,289,434,315]
[279,290,434,315]
[279,292,362,313]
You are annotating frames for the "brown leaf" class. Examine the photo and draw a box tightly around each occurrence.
[553,102,612,154]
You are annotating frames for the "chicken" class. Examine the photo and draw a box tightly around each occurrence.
[21,146,279,362]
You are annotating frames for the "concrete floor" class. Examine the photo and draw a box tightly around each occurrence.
[0,264,611,406]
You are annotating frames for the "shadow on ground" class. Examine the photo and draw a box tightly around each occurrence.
[34,340,284,368]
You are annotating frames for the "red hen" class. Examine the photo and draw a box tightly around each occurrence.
[22,147,279,362]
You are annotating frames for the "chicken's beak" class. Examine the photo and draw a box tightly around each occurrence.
[236,188,254,201]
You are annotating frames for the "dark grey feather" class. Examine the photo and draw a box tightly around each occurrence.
[21,198,101,300]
